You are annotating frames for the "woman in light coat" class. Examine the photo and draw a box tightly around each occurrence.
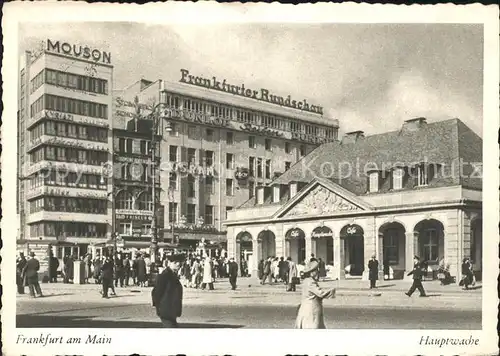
[295,260,336,329]
[201,258,214,290]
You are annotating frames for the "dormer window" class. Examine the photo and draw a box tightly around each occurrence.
[392,167,405,190]
[256,187,264,204]
[416,164,429,187]
[368,171,379,193]
[273,186,280,203]
[290,182,298,198]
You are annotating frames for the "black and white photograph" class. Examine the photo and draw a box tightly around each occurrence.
[2,3,499,356]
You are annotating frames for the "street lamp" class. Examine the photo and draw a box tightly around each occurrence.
[100,173,118,256]
[145,103,173,264]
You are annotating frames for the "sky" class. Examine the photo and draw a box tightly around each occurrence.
[19,22,483,136]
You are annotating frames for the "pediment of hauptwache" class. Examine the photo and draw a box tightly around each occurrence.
[275,179,373,219]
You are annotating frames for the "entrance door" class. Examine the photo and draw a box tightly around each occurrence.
[345,235,364,276]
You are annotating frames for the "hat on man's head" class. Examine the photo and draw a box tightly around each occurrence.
[413,255,420,260]
[371,254,376,258]
[30,252,35,257]
[303,260,319,274]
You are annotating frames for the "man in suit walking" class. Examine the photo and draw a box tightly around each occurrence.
[24,252,43,298]
[17,252,27,294]
[228,257,239,290]
[152,258,183,328]
[405,256,427,297]
[100,256,114,298]
[368,254,379,289]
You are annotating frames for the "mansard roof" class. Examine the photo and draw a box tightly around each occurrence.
[239,118,482,208]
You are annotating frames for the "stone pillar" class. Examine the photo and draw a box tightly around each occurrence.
[333,236,342,280]
[404,232,417,281]
[446,211,460,281]
[305,236,313,261]
[249,238,261,284]
[362,224,377,281]
[275,225,284,257]
[377,232,384,280]
[311,239,317,259]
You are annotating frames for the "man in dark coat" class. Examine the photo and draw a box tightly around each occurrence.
[100,256,114,298]
[228,257,239,290]
[405,256,427,297]
[318,258,327,280]
[17,252,27,294]
[261,258,272,285]
[278,257,287,283]
[460,257,474,290]
[123,254,131,287]
[368,254,379,289]
[258,259,264,280]
[48,252,59,283]
[24,252,43,298]
[136,254,147,287]
[152,259,183,328]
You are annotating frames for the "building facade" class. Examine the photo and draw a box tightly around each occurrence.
[17,39,114,264]
[225,118,483,282]
[113,74,340,253]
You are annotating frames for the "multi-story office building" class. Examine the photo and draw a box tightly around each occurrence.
[114,71,340,253]
[17,39,114,265]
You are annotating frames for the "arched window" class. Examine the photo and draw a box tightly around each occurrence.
[116,191,133,210]
[137,192,153,211]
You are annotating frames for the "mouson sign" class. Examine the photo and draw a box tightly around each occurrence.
[46,39,112,65]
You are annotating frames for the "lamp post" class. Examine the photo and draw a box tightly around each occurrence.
[146,103,172,264]
[100,173,117,256]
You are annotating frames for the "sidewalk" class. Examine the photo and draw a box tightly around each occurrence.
[34,277,482,295]
[18,277,482,311]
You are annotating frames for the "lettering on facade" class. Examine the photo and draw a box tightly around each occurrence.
[116,214,152,221]
[288,229,304,239]
[46,110,74,121]
[160,107,230,128]
[179,69,324,115]
[31,110,108,129]
[311,226,333,239]
[47,39,111,65]
[291,132,329,145]
[346,226,357,235]
[169,162,216,177]
[234,167,250,181]
[240,123,284,138]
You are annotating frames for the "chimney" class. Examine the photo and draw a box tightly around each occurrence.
[402,117,427,132]
[341,130,365,145]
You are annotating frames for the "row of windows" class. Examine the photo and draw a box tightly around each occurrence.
[164,93,338,139]
[30,145,108,165]
[368,165,434,193]
[31,69,109,95]
[115,191,155,211]
[30,197,107,214]
[117,138,159,156]
[249,157,273,179]
[31,94,108,119]
[30,120,108,143]
[30,171,107,190]
[119,163,157,183]
[118,223,152,236]
[166,203,233,225]
[30,222,107,238]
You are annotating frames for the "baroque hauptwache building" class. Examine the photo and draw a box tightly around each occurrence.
[225,118,483,282]
[17,39,113,263]
[113,72,340,254]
